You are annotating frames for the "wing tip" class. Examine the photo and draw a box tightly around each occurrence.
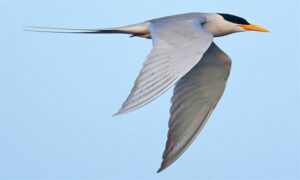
[156,168,163,173]
[113,103,142,116]
[156,160,169,173]
[156,166,165,173]
[112,109,125,116]
[112,107,131,116]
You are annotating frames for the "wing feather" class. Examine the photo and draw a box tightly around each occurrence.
[157,42,232,172]
[115,19,213,115]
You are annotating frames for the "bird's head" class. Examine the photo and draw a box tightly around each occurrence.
[217,13,269,33]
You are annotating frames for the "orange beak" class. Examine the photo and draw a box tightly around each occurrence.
[239,24,269,32]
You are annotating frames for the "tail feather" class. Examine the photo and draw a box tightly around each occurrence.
[23,26,132,34]
[23,23,150,36]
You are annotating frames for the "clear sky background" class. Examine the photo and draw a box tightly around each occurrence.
[1,0,299,179]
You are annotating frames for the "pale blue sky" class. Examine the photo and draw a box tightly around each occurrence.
[1,0,299,179]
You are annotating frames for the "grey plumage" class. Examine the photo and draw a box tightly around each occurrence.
[25,12,268,173]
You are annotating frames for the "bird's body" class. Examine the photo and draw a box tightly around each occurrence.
[25,12,268,172]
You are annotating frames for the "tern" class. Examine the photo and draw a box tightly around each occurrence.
[25,12,268,172]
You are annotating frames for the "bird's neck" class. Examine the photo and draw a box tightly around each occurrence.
[203,16,243,37]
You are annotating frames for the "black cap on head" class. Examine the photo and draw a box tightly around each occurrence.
[217,13,250,25]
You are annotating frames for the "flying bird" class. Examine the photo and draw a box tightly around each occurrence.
[25,12,268,173]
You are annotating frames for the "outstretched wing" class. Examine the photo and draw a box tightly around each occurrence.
[115,19,213,115]
[157,42,232,172]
